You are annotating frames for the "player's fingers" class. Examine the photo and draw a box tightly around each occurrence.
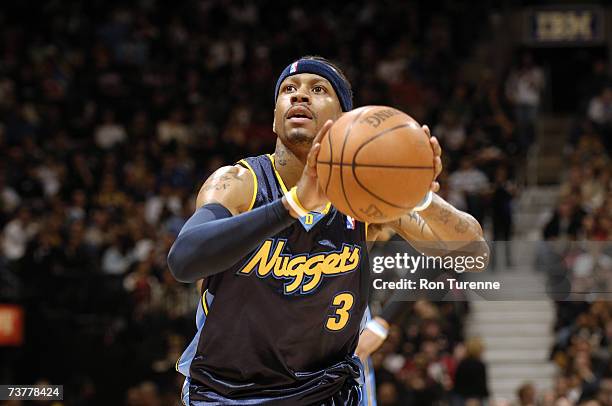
[313,120,333,145]
[434,156,443,177]
[306,143,321,174]
[311,143,321,166]
[422,124,431,138]
[430,136,442,157]
[355,344,370,362]
[431,181,440,193]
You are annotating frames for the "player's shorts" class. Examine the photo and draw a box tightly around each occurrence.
[181,356,365,406]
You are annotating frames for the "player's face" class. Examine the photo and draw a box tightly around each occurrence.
[273,73,342,146]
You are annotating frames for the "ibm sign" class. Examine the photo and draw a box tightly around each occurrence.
[526,7,605,45]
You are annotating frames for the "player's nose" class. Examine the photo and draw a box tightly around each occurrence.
[290,91,310,105]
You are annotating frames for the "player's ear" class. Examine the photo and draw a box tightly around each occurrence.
[272,109,277,134]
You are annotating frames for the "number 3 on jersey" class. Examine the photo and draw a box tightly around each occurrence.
[325,292,354,331]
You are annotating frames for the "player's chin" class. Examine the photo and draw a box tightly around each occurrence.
[285,122,317,144]
[286,128,316,145]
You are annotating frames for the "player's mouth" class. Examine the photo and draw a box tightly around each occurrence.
[286,105,314,125]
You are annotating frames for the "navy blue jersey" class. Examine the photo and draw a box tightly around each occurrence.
[177,154,370,405]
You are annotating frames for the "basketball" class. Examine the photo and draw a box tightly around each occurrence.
[316,105,435,223]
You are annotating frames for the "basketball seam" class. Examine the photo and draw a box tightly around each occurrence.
[353,123,415,162]
[317,161,434,169]
[351,124,432,210]
[339,107,369,219]
[324,124,334,195]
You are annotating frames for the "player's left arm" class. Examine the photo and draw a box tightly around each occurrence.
[357,131,488,362]
[382,127,489,270]
[358,204,487,362]
[387,195,489,265]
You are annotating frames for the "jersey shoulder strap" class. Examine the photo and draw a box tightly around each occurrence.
[236,154,285,210]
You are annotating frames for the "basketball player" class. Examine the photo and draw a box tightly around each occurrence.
[168,56,487,405]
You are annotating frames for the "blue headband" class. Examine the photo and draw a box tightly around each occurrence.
[274,59,353,112]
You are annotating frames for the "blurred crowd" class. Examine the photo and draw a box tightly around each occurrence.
[492,301,612,406]
[546,301,612,405]
[530,55,612,406]
[0,0,606,405]
[541,56,611,243]
[371,301,491,406]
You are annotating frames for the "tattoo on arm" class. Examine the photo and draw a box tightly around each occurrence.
[399,212,427,235]
[217,172,243,182]
[436,208,451,224]
[203,182,230,191]
[454,217,470,234]
[202,171,243,192]
[430,199,476,236]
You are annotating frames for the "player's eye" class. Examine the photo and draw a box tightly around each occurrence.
[312,85,326,94]
[285,84,296,93]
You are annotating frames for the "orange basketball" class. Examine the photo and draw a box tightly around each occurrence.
[316,105,434,223]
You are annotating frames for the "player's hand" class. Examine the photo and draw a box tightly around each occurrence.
[423,125,442,193]
[355,317,389,364]
[292,120,334,214]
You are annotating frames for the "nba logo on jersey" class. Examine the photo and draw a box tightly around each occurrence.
[290,61,298,73]
[346,216,355,229]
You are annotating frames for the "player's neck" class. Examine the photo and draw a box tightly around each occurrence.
[273,141,305,189]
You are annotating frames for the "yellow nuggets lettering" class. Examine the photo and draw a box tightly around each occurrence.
[239,239,361,294]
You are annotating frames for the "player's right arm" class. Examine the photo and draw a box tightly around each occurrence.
[167,121,334,283]
[167,165,294,283]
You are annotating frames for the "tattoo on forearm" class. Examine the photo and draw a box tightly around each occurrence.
[400,212,427,235]
[436,208,451,224]
[411,212,427,234]
[454,218,469,234]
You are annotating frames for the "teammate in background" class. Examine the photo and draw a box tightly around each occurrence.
[168,56,488,405]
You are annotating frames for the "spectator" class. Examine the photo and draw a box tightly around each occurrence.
[588,87,612,128]
[516,382,537,406]
[543,196,587,240]
[448,158,490,223]
[378,381,400,406]
[490,165,516,269]
[123,256,162,317]
[94,110,127,149]
[157,108,191,145]
[15,166,45,203]
[434,110,467,160]
[596,377,612,405]
[101,231,134,275]
[60,220,95,272]
[505,52,545,148]
[152,270,194,321]
[452,337,489,405]
[138,381,162,406]
[1,207,38,262]
[0,171,20,219]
